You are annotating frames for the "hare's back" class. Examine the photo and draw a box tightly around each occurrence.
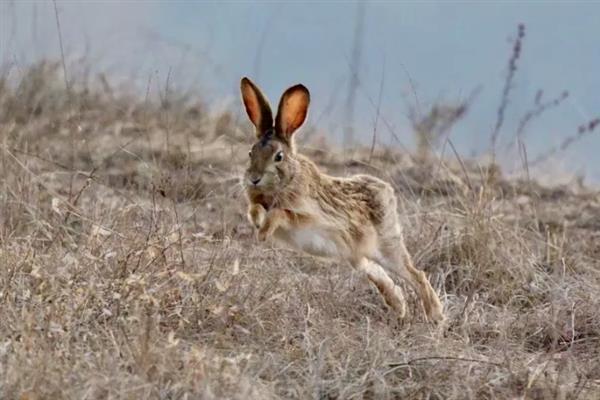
[329,174,398,225]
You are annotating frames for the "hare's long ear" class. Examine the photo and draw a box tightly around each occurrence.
[275,84,310,142]
[240,77,273,137]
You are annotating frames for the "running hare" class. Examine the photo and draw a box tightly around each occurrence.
[240,77,444,322]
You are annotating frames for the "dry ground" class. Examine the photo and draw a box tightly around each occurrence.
[1,63,600,399]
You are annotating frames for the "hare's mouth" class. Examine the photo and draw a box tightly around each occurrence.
[245,178,278,193]
[245,172,280,189]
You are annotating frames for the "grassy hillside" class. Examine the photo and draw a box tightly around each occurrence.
[1,62,599,399]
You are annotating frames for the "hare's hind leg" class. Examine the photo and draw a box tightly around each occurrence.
[353,258,406,318]
[374,238,444,322]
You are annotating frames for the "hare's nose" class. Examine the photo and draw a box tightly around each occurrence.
[250,177,261,185]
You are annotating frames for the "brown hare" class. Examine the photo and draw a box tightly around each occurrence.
[240,77,444,322]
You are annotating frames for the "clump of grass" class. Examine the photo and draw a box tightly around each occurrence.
[411,101,468,161]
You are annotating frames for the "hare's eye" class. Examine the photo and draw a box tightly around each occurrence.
[274,151,284,162]
[248,150,253,158]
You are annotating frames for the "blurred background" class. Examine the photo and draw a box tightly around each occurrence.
[2,0,599,182]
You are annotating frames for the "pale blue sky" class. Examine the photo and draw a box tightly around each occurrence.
[2,1,600,182]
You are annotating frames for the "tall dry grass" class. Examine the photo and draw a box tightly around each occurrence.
[1,59,600,399]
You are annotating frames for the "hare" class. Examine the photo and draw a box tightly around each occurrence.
[240,77,444,322]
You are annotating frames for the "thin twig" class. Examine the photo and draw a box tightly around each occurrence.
[490,23,525,153]
[344,0,366,147]
[52,0,70,93]
[343,55,412,155]
[504,90,569,153]
[518,139,531,183]
[252,6,281,81]
[163,67,172,154]
[447,138,474,194]
[400,62,422,120]
[386,355,504,375]
[528,117,600,167]
[368,58,385,162]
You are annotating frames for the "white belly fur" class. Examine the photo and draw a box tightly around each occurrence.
[275,227,341,258]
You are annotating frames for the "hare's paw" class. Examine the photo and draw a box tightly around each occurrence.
[425,296,445,324]
[257,213,278,241]
[248,203,266,229]
[257,226,270,242]
[254,208,285,242]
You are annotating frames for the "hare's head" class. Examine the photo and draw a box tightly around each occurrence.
[240,77,310,193]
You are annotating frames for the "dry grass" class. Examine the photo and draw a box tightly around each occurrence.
[1,62,600,400]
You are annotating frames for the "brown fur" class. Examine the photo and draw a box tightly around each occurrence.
[240,77,444,322]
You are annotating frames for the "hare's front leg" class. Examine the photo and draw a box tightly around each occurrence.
[248,203,267,229]
[257,209,288,242]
